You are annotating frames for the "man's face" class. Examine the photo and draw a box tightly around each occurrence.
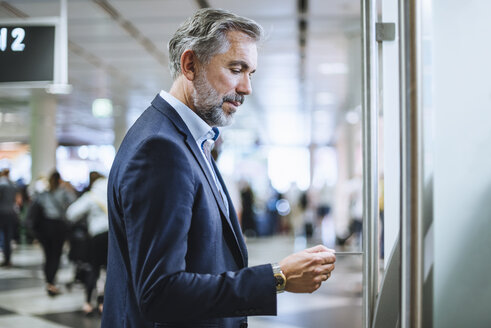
[192,31,258,127]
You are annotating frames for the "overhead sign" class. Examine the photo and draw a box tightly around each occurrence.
[0,16,68,89]
[0,25,55,83]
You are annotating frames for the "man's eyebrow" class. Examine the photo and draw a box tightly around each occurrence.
[229,60,256,73]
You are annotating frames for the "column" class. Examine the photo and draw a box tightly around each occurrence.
[112,102,128,152]
[30,89,58,182]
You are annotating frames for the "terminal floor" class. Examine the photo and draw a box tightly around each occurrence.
[0,236,362,328]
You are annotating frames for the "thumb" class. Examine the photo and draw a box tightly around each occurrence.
[305,244,330,253]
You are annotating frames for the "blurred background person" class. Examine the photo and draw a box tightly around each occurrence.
[300,191,315,240]
[15,180,31,245]
[285,182,302,236]
[315,182,336,248]
[239,180,257,237]
[0,168,19,267]
[264,184,282,235]
[80,171,104,195]
[66,174,108,315]
[27,170,76,296]
[337,175,363,250]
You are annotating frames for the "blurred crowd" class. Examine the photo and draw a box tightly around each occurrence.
[236,178,365,252]
[0,167,108,316]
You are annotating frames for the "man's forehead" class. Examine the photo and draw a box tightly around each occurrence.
[226,30,255,43]
[222,31,258,69]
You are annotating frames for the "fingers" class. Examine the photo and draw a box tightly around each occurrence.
[313,263,334,282]
[320,269,333,281]
[319,263,335,274]
[315,262,334,287]
[314,251,336,265]
[305,244,329,253]
[314,271,332,289]
[282,246,336,294]
[321,272,331,281]
[305,244,336,253]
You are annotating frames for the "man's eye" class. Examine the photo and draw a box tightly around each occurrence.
[231,69,241,74]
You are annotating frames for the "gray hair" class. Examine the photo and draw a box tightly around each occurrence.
[168,8,263,80]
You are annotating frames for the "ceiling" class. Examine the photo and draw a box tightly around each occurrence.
[0,0,361,147]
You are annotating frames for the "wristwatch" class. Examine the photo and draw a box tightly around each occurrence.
[272,263,286,293]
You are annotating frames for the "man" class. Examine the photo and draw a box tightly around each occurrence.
[0,168,18,267]
[103,8,336,328]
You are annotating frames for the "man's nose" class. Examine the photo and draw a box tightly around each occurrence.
[237,74,252,96]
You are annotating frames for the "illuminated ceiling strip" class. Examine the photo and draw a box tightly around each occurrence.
[93,0,168,67]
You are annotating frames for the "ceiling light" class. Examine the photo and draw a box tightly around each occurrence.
[319,62,348,75]
[92,98,113,118]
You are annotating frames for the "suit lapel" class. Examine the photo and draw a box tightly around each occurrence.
[213,160,248,266]
[185,135,230,214]
[151,95,246,267]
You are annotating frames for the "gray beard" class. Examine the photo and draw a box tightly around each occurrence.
[191,72,233,127]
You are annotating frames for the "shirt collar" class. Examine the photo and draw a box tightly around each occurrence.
[159,90,218,143]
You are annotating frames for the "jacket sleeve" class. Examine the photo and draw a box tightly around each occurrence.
[119,136,276,323]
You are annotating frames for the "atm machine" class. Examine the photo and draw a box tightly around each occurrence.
[362,1,491,327]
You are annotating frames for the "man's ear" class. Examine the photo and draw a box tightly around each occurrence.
[180,49,197,81]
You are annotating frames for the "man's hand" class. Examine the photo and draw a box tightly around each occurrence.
[279,245,336,293]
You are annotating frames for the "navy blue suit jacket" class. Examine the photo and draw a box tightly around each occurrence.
[102,95,276,328]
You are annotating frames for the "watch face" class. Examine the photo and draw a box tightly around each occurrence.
[275,275,285,287]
